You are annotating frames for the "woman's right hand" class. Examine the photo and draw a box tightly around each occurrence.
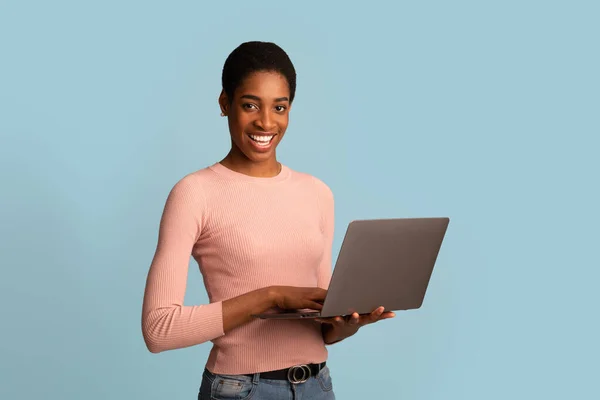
[221,286,327,334]
[268,286,327,311]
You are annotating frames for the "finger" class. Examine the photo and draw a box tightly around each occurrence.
[371,306,385,318]
[360,307,383,324]
[379,311,396,320]
[350,312,360,325]
[369,312,396,323]
[311,288,328,300]
[306,301,323,310]
[316,316,344,325]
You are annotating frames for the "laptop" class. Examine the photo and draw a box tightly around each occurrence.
[253,217,450,319]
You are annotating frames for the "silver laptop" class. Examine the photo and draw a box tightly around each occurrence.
[253,217,450,319]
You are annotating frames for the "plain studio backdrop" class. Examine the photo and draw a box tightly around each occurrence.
[1,1,598,399]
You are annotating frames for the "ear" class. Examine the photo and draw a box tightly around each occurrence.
[218,90,229,115]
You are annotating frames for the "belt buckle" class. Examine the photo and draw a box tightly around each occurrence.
[287,364,311,384]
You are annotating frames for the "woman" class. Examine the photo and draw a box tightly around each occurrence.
[141,41,394,400]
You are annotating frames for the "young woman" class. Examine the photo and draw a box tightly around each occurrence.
[141,41,394,400]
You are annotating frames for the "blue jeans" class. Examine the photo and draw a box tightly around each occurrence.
[198,366,336,400]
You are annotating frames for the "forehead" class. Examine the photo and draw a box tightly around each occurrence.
[236,71,290,98]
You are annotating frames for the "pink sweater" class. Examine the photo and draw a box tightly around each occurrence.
[141,162,334,374]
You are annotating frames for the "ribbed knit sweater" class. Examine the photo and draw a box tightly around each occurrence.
[141,162,334,374]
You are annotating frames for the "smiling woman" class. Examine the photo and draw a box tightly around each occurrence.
[141,41,391,400]
[220,71,291,167]
[218,42,295,177]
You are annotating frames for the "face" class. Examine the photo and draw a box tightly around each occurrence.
[220,71,291,164]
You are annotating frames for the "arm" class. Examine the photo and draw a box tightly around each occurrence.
[141,177,278,353]
[141,177,222,353]
[315,180,334,292]
[142,177,325,353]
[322,322,351,345]
[312,179,344,345]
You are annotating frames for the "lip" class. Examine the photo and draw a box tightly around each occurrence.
[246,132,277,153]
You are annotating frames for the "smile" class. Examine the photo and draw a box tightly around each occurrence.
[248,134,275,147]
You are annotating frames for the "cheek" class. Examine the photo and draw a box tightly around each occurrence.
[228,116,247,136]
[278,115,290,131]
[235,115,254,131]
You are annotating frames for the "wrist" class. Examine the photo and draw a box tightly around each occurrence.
[322,323,343,344]
[321,322,357,344]
[264,286,280,308]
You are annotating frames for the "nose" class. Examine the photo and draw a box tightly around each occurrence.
[255,109,277,131]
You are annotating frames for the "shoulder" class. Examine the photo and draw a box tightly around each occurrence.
[288,167,334,204]
[311,176,334,205]
[164,167,215,206]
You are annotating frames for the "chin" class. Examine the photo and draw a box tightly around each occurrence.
[244,148,276,162]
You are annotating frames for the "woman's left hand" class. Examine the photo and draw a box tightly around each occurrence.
[316,306,395,344]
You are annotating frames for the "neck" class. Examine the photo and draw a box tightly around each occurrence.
[220,150,281,178]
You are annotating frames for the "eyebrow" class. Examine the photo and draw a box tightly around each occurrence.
[240,94,289,102]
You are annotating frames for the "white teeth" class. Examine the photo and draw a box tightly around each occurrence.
[249,134,274,144]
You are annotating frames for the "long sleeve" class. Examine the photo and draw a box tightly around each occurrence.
[140,163,332,373]
[141,176,224,353]
[314,179,344,345]
[315,178,335,290]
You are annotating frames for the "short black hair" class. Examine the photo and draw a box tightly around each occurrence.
[221,41,297,103]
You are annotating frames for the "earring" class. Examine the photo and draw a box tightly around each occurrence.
[220,111,226,117]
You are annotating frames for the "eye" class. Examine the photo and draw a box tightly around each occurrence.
[275,105,287,112]
[243,103,258,110]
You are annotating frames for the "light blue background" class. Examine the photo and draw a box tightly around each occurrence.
[1,1,598,399]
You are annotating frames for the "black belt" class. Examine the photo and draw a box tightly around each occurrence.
[251,362,326,383]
